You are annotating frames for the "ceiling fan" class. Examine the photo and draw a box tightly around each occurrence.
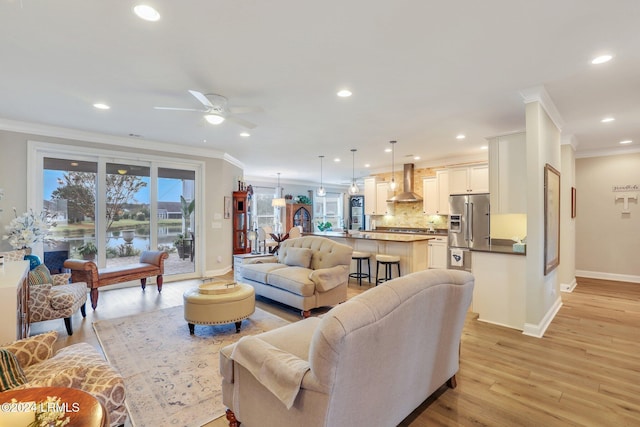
[154,90,261,129]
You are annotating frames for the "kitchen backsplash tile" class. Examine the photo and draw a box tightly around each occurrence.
[372,202,448,230]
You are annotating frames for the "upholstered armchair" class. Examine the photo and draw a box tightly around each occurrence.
[28,266,87,336]
[1,331,127,426]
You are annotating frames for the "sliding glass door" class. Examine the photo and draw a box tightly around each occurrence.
[38,147,200,279]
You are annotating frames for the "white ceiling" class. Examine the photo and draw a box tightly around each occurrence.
[1,1,639,187]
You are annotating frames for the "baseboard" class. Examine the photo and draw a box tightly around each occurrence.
[576,270,640,284]
[560,278,577,293]
[522,296,562,338]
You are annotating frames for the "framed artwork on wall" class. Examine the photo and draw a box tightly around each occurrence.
[224,196,231,219]
[544,164,561,275]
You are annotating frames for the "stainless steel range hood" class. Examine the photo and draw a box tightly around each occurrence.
[387,163,423,202]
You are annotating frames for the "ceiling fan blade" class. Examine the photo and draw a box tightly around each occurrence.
[154,106,206,112]
[228,106,264,114]
[188,90,214,108]
[227,116,257,129]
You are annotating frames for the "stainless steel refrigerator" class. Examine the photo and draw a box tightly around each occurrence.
[447,193,490,271]
[349,196,365,230]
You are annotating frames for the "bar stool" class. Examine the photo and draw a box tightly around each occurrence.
[349,251,371,285]
[375,254,401,285]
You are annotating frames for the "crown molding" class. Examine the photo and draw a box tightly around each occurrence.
[575,145,640,159]
[0,117,243,168]
[520,85,564,131]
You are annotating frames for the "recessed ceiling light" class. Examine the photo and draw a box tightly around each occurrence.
[620,140,632,145]
[591,54,612,65]
[93,103,110,110]
[337,89,352,98]
[414,156,421,160]
[456,134,466,140]
[480,146,488,150]
[384,148,392,153]
[240,132,250,137]
[334,158,341,162]
[601,117,615,123]
[364,163,370,168]
[133,5,160,21]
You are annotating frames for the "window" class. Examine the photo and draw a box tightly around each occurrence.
[313,192,344,230]
[32,142,201,279]
[251,186,276,230]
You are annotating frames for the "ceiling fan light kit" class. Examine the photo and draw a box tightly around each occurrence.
[205,114,225,125]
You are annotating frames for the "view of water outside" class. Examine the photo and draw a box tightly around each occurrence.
[43,158,195,276]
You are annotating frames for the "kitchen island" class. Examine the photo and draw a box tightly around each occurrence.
[305,231,437,278]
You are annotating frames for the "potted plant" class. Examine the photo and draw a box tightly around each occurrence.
[77,241,98,260]
[180,195,195,234]
[174,233,191,260]
[317,221,332,232]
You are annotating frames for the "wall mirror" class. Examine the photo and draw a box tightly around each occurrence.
[544,163,561,275]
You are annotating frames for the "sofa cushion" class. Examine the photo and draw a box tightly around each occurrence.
[283,247,313,268]
[241,263,287,284]
[0,349,28,391]
[267,267,315,297]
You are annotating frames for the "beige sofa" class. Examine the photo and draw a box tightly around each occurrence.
[239,236,353,317]
[220,269,474,427]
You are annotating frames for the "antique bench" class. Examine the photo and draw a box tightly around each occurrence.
[64,250,169,310]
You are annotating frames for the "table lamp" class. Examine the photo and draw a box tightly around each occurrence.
[248,229,258,254]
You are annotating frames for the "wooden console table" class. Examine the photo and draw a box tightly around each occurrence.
[0,386,108,427]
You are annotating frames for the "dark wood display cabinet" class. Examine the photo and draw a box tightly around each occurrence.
[286,203,312,233]
[232,191,251,254]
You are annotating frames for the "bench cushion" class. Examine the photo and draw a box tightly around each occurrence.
[98,263,158,281]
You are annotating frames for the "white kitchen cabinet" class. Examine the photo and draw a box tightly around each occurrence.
[422,178,437,214]
[436,170,450,215]
[428,237,448,269]
[488,132,526,213]
[375,182,392,215]
[364,177,377,215]
[423,171,449,215]
[449,164,488,194]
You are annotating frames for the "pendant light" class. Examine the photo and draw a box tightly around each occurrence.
[389,140,398,191]
[271,173,286,207]
[317,155,326,197]
[348,149,359,195]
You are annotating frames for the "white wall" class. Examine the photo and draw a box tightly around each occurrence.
[559,143,576,291]
[575,153,640,282]
[524,100,562,336]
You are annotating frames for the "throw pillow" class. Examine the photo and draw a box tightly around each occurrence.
[284,247,313,268]
[0,331,58,368]
[0,349,28,391]
[28,264,53,285]
[24,254,42,270]
[52,273,71,286]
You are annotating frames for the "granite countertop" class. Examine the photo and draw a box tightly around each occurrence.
[471,239,526,256]
[306,231,436,242]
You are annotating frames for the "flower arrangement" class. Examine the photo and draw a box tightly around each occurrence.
[2,208,58,249]
[29,396,70,427]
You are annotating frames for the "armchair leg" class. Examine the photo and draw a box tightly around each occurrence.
[156,274,163,292]
[80,302,87,318]
[90,288,99,310]
[226,409,240,427]
[301,310,311,318]
[64,317,73,336]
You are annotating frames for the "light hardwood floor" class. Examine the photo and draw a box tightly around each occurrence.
[30,276,640,426]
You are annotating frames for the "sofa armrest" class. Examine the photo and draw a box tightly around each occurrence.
[231,336,310,409]
[309,265,349,292]
[244,255,278,265]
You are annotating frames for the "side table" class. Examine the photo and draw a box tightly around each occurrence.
[0,386,108,427]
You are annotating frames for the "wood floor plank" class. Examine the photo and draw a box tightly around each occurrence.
[28,274,640,426]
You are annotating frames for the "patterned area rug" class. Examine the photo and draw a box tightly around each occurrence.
[93,305,289,427]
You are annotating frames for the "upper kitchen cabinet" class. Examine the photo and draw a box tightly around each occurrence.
[449,164,488,194]
[422,170,449,215]
[364,177,377,215]
[364,177,392,216]
[376,182,392,215]
[488,132,526,213]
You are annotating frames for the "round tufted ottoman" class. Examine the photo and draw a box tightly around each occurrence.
[183,281,255,335]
